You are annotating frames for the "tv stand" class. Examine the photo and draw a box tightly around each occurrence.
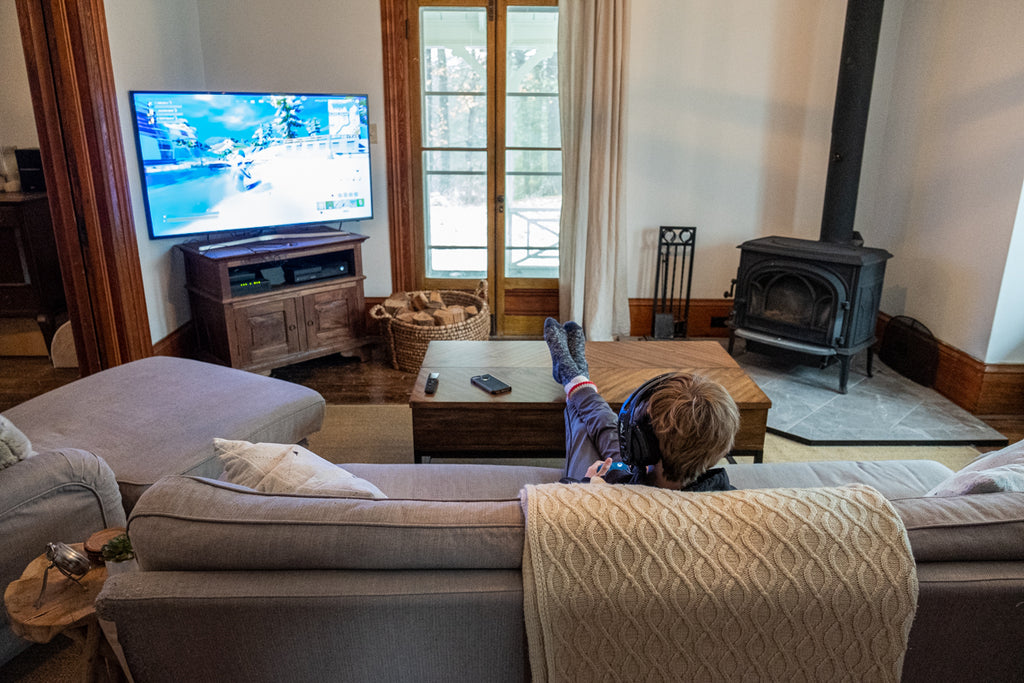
[178,232,371,372]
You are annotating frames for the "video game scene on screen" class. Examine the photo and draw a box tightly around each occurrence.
[130,91,372,239]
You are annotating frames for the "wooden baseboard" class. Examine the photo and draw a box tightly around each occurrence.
[152,322,195,359]
[874,313,1023,415]
[628,298,734,339]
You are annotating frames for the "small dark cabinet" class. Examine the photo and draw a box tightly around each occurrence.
[0,192,66,345]
[178,232,370,372]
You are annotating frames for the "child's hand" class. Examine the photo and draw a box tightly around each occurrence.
[585,458,613,483]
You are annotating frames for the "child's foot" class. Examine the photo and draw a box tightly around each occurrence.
[563,321,589,378]
[544,317,579,385]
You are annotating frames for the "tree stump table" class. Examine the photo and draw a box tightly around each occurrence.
[4,543,121,682]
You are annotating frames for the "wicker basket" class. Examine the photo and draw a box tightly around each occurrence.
[370,281,490,373]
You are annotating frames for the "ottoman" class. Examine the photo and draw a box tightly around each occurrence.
[3,356,325,512]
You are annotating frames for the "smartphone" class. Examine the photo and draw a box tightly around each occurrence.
[471,374,512,395]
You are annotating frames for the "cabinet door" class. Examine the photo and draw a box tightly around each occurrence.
[302,283,361,351]
[233,297,303,367]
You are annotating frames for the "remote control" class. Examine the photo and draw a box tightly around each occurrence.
[424,372,439,395]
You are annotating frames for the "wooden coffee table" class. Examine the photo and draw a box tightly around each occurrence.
[409,340,771,463]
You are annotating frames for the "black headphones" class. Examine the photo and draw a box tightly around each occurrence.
[617,373,674,471]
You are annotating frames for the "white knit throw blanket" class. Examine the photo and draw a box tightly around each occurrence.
[521,483,918,682]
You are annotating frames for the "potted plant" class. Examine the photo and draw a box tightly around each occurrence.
[100,533,137,576]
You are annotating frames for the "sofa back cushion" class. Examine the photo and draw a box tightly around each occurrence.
[891,491,1024,562]
[128,476,528,571]
[339,462,563,499]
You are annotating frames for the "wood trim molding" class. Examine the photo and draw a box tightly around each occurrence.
[876,313,1024,416]
[628,298,734,339]
[380,0,415,293]
[17,0,152,373]
[152,321,194,359]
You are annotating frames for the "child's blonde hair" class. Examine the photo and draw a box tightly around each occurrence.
[645,373,740,485]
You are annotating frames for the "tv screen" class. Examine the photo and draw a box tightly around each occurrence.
[129,90,373,240]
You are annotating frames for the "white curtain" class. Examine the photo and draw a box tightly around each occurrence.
[557,0,631,341]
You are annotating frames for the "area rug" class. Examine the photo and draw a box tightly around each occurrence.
[308,404,983,472]
[731,345,1007,447]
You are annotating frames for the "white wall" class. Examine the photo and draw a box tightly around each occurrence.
[106,0,206,343]
[987,180,1024,363]
[195,0,392,298]
[857,0,1024,362]
[0,2,40,179]
[627,0,846,299]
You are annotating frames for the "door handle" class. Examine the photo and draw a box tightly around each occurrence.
[496,194,505,214]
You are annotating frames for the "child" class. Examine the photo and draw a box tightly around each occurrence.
[544,318,739,491]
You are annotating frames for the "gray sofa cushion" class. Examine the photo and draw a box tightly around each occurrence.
[723,459,955,498]
[340,462,564,499]
[3,356,325,511]
[128,475,528,571]
[890,492,1024,562]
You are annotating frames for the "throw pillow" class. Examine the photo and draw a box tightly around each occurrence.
[215,438,387,499]
[926,438,1024,497]
[926,464,1024,497]
[958,438,1024,473]
[0,415,36,471]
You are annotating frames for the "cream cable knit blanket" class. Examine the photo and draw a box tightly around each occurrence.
[521,483,918,682]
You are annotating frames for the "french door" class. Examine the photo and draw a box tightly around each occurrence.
[408,0,560,335]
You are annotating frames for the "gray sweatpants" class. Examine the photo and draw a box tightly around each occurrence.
[563,387,623,480]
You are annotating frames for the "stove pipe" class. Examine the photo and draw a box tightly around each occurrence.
[820,0,885,244]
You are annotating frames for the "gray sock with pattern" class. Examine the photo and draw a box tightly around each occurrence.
[544,318,579,385]
[563,321,589,378]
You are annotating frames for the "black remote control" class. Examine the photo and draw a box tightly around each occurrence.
[424,372,439,395]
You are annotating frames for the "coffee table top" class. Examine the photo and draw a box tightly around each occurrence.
[410,340,770,410]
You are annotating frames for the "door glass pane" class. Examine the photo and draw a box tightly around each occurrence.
[421,8,488,278]
[505,7,560,279]
[423,150,488,278]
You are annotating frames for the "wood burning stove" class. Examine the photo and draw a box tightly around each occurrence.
[728,236,890,393]
[728,0,891,394]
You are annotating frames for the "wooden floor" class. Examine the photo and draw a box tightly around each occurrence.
[2,344,1022,443]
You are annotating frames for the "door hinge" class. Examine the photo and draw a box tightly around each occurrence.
[487,0,495,21]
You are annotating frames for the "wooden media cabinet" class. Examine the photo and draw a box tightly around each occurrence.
[178,231,370,372]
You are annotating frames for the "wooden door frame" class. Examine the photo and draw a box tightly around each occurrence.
[16,0,151,375]
[380,0,416,294]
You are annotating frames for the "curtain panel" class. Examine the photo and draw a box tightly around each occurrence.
[557,0,631,340]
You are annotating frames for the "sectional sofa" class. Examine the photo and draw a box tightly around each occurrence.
[95,444,1024,682]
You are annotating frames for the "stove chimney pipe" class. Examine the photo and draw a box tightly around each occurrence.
[820,0,885,244]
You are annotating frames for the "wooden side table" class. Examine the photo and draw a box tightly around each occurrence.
[4,543,123,682]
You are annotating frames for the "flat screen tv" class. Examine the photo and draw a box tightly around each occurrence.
[129,90,372,241]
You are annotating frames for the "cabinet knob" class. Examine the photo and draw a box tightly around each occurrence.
[307,320,314,327]
[288,324,296,331]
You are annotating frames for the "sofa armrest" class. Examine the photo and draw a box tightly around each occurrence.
[1,448,126,587]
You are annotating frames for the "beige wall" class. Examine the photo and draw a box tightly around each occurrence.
[626,0,846,299]
[857,0,1024,363]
